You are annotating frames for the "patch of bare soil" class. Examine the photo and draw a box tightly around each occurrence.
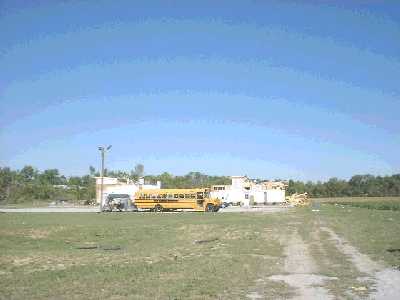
[269,274,334,300]
[268,231,335,300]
[321,226,400,300]
[247,230,335,300]
[282,231,317,274]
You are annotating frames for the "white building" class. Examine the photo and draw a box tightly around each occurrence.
[210,176,286,206]
[95,177,161,205]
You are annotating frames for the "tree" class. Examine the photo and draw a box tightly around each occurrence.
[40,169,61,185]
[0,167,14,201]
[68,177,82,201]
[19,165,37,182]
[89,166,96,176]
[134,164,144,178]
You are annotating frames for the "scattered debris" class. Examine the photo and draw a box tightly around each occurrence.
[194,238,219,244]
[76,245,98,250]
[76,245,121,251]
[102,245,121,251]
[285,193,310,206]
[351,286,368,292]
[387,249,400,253]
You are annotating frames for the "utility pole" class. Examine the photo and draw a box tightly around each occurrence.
[98,145,112,212]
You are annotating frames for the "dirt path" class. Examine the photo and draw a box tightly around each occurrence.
[248,222,400,300]
[246,228,336,299]
[321,226,400,300]
[267,230,335,300]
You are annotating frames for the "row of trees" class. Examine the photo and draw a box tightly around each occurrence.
[0,164,230,204]
[287,174,400,198]
[1,165,399,204]
[0,164,149,204]
[0,166,97,204]
[145,172,231,189]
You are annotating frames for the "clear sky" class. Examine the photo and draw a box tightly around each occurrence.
[0,1,399,181]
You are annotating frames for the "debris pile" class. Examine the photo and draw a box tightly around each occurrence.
[286,193,310,206]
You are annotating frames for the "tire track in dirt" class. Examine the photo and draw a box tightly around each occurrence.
[267,230,336,300]
[321,226,400,300]
[269,230,333,299]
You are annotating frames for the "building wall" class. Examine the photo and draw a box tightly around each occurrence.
[265,189,285,203]
[211,176,286,205]
[251,191,265,204]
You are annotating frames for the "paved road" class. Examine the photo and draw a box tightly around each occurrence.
[220,205,289,213]
[0,207,99,213]
[0,205,290,213]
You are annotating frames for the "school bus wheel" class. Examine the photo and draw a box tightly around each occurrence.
[154,204,163,213]
[206,203,214,212]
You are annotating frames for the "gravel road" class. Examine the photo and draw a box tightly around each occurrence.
[0,207,99,213]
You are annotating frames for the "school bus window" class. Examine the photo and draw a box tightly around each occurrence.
[190,194,196,198]
[179,194,184,198]
[197,192,203,199]
[184,194,190,198]
[162,194,167,198]
[174,194,179,198]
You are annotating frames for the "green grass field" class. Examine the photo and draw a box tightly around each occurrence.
[1,198,400,299]
[0,212,289,299]
[315,196,400,211]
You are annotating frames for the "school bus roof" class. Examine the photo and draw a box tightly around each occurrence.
[136,188,209,194]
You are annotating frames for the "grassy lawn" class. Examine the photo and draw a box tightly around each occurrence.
[1,199,400,299]
[314,201,400,267]
[296,203,400,298]
[0,212,290,300]
[314,196,400,211]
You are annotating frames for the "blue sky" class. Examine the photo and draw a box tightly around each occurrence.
[0,1,399,181]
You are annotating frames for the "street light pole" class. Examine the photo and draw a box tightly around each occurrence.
[98,145,112,212]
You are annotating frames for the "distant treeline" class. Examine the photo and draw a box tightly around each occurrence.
[0,165,231,204]
[0,166,96,204]
[0,165,399,204]
[287,175,400,198]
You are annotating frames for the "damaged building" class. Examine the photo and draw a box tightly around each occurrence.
[210,176,287,206]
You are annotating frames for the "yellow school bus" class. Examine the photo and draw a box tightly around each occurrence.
[134,188,221,212]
